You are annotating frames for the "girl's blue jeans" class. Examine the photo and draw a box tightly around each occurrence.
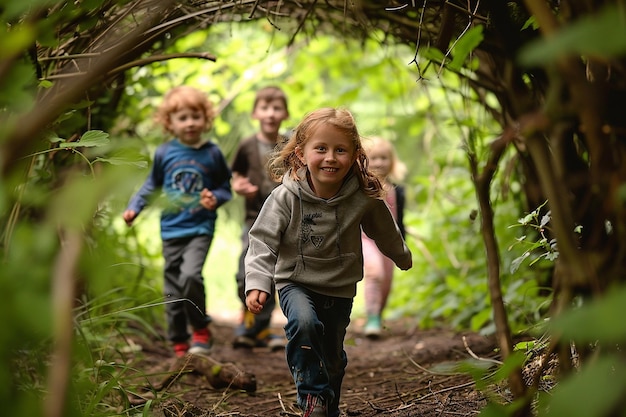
[278,284,353,417]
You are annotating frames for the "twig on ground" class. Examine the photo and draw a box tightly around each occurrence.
[394,382,407,405]
[463,336,502,365]
[403,351,460,376]
[366,400,387,412]
[278,392,286,412]
[416,381,476,402]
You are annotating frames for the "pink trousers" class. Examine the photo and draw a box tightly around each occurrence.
[362,233,394,316]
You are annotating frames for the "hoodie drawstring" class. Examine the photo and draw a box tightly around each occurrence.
[298,187,306,270]
[334,206,343,267]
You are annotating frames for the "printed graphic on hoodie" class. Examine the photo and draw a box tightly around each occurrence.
[301,212,324,248]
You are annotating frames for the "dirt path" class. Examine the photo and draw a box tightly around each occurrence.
[128,316,497,417]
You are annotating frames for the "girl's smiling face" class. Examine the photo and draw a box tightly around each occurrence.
[296,124,356,199]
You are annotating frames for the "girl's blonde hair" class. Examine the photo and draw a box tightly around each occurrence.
[362,136,407,183]
[269,107,384,199]
[154,86,217,134]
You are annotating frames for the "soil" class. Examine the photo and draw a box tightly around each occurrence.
[125,313,499,417]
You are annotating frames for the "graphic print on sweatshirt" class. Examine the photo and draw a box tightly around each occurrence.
[168,165,204,210]
[301,212,324,248]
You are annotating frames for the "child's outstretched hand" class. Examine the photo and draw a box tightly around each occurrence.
[200,188,218,210]
[123,210,137,226]
[246,289,269,314]
[232,174,259,199]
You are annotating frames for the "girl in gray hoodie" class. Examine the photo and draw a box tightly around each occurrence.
[244,107,412,417]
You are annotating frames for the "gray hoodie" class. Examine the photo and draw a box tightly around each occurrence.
[245,167,412,299]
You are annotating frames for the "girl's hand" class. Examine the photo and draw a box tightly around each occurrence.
[200,188,217,210]
[246,290,269,314]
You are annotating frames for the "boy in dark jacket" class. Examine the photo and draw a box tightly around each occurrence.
[230,86,290,350]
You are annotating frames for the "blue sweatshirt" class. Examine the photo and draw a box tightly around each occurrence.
[126,139,232,240]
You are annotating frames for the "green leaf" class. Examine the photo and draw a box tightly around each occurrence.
[94,156,148,168]
[59,130,110,148]
[0,25,36,58]
[510,252,530,273]
[491,351,525,386]
[522,16,539,31]
[478,402,512,417]
[0,60,37,111]
[2,0,57,21]
[549,284,626,343]
[519,5,626,66]
[479,398,528,417]
[38,79,53,89]
[470,307,492,330]
[540,355,626,417]
[420,46,446,64]
[449,26,484,71]
[519,213,535,225]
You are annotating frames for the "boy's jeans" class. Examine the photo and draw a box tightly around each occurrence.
[278,284,353,417]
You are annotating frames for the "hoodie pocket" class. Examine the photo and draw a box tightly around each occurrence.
[293,253,359,288]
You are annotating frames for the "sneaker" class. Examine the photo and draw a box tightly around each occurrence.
[232,335,259,349]
[233,332,287,350]
[304,397,327,417]
[266,334,287,351]
[363,315,382,339]
[173,342,189,357]
[309,404,327,417]
[188,327,213,355]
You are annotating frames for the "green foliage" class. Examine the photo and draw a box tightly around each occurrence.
[508,201,558,273]
[1,76,165,415]
[113,20,548,339]
[67,291,170,416]
[0,7,560,416]
[471,198,626,417]
[550,285,626,344]
[538,286,626,416]
[449,25,484,72]
[478,284,626,417]
[519,5,626,65]
[537,354,626,417]
[382,79,550,334]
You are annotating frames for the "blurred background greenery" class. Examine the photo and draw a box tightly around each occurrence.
[0,6,568,417]
[109,20,537,331]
